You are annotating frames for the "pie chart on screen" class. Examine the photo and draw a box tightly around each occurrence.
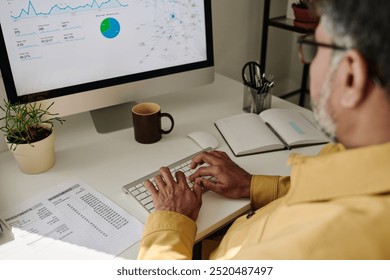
[100,18,121,39]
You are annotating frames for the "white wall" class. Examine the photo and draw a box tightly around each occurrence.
[211,0,302,97]
[211,0,262,81]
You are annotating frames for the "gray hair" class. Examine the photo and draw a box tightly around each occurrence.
[316,0,390,94]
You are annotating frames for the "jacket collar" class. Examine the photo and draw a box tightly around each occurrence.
[285,142,390,205]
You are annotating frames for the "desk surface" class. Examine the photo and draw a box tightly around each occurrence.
[0,74,323,259]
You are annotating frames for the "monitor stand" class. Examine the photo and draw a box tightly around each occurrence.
[89,101,137,134]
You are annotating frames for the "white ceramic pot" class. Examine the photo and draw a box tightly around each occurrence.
[7,130,56,174]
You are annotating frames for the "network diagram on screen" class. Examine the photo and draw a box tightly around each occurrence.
[0,0,208,98]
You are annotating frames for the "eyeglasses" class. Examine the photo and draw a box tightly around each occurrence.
[297,34,384,86]
[297,34,348,64]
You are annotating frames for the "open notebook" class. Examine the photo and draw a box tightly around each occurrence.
[215,109,328,156]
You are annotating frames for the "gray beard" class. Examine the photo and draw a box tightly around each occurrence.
[311,69,338,142]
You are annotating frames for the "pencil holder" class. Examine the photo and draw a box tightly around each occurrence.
[243,86,272,114]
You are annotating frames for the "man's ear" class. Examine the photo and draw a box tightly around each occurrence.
[338,50,370,108]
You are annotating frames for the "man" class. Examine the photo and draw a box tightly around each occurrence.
[138,0,390,259]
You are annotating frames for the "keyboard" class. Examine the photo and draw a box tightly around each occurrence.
[122,148,212,213]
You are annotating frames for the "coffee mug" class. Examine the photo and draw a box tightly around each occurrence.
[132,103,174,144]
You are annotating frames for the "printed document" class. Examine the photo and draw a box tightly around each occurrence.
[0,179,143,259]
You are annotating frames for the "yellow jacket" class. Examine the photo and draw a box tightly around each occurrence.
[138,143,390,259]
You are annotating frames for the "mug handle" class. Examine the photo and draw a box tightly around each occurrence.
[160,113,174,134]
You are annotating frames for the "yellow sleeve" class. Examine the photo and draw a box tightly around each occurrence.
[137,211,197,260]
[250,175,291,210]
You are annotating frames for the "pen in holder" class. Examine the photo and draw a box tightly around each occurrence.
[241,61,275,114]
[243,85,273,114]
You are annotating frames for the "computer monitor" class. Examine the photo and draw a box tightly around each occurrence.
[0,0,214,133]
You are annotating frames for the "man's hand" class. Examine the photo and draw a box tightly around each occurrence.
[188,150,252,199]
[144,167,203,221]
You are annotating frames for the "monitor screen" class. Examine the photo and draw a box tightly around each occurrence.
[0,0,214,132]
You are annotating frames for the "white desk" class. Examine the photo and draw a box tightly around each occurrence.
[0,74,323,259]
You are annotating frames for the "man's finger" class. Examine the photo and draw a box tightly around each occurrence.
[196,177,218,192]
[159,166,175,184]
[192,182,203,202]
[188,165,217,182]
[175,171,187,184]
[144,180,157,194]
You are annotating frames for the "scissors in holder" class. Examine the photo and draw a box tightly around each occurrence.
[241,61,262,90]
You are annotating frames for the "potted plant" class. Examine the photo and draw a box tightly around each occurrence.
[292,0,319,24]
[0,100,64,174]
